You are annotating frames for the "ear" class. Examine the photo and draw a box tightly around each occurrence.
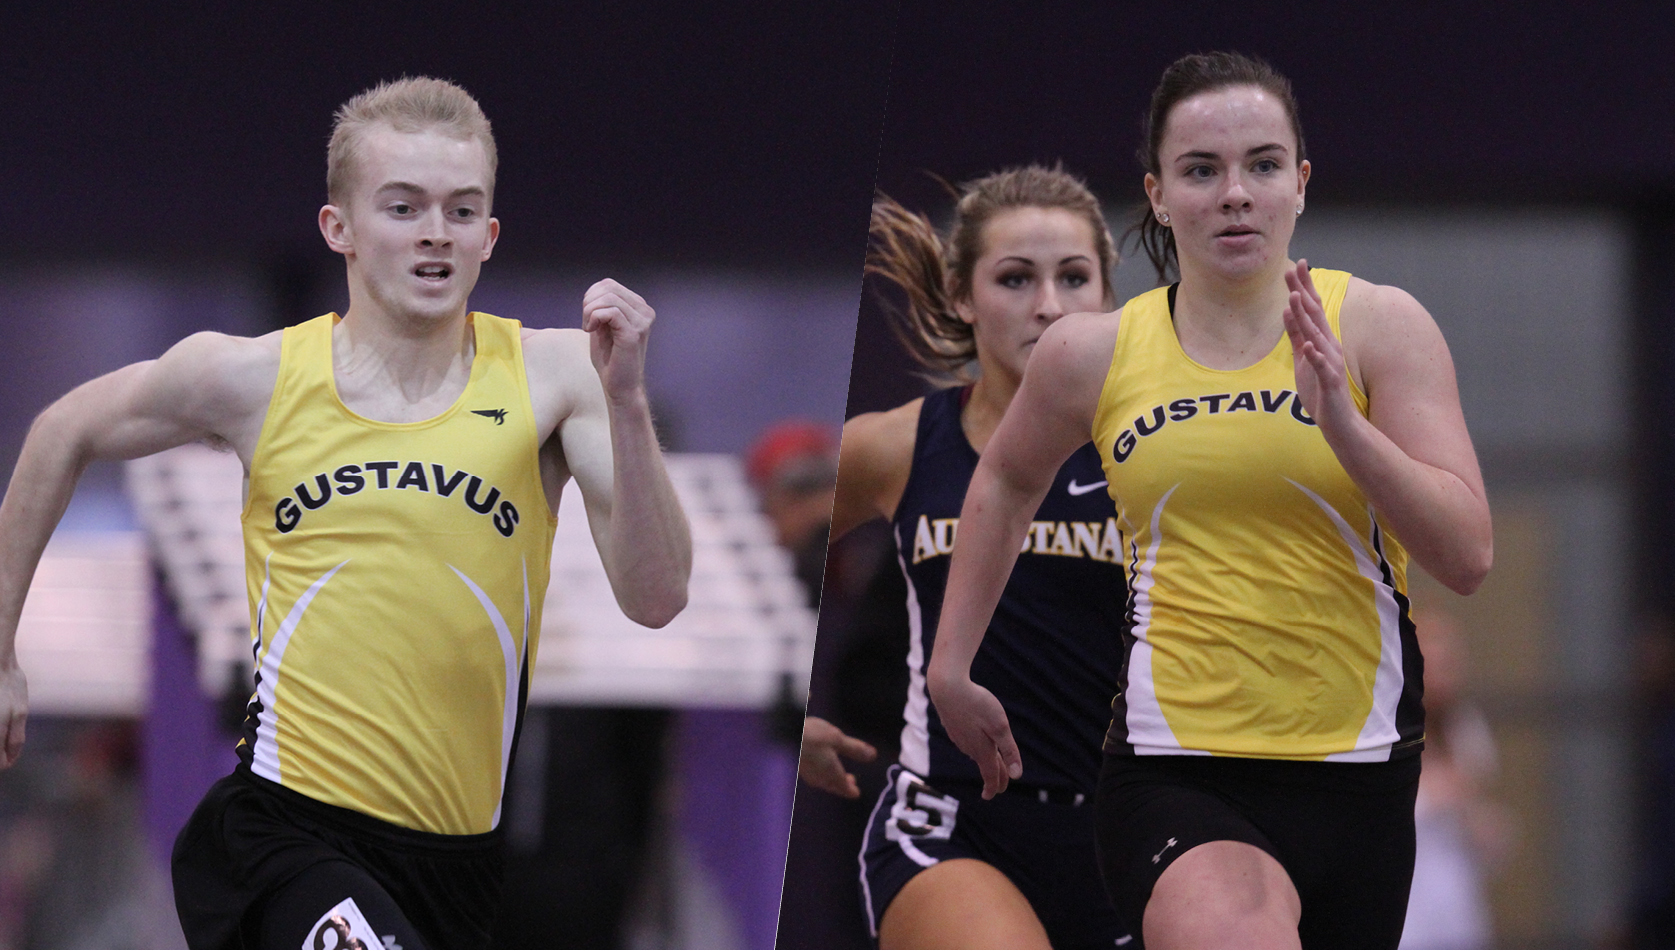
[481,216,500,262]
[319,204,353,256]
[1296,159,1311,207]
[1144,172,1166,222]
[953,295,976,326]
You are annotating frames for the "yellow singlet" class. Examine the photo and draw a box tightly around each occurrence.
[239,313,557,834]
[1092,270,1424,762]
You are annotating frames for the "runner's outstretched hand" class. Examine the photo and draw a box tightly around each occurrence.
[798,716,877,799]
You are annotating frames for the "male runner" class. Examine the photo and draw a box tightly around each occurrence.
[0,77,692,948]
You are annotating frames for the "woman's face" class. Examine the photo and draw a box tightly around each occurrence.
[1146,85,1309,284]
[957,206,1106,384]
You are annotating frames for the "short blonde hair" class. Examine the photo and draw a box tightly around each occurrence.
[326,76,497,205]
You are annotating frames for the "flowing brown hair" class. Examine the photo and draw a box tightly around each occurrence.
[867,164,1116,382]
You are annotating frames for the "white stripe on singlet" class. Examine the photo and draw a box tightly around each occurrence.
[1287,481,1402,762]
[895,531,931,777]
[449,561,527,828]
[252,559,349,783]
[1124,485,1202,756]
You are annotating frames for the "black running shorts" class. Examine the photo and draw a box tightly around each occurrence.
[861,764,1133,948]
[1095,752,1420,949]
[171,767,504,949]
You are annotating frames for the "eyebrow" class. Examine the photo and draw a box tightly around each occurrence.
[1174,143,1289,163]
[995,254,1094,267]
[375,181,488,199]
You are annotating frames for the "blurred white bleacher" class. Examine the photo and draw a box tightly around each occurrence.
[123,444,815,709]
[13,531,150,716]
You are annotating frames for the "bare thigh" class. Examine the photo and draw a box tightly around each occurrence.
[1144,840,1301,950]
[879,858,1051,950]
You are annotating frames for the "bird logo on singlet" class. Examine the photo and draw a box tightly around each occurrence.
[472,408,508,425]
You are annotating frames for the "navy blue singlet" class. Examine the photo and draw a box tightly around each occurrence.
[892,385,1127,794]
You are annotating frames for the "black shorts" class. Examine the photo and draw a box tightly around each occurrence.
[1095,752,1421,949]
[860,764,1132,948]
[171,767,505,949]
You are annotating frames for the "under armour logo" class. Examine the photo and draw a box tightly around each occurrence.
[1151,836,1178,864]
[472,409,507,425]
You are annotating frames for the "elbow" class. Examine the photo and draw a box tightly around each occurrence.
[26,401,93,470]
[625,580,688,629]
[1440,542,1493,596]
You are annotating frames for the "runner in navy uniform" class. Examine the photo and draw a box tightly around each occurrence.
[803,165,1131,948]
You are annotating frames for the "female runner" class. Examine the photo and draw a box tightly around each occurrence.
[928,53,1492,949]
[826,165,1131,948]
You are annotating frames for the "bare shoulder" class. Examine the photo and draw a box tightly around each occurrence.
[165,327,281,372]
[520,327,598,431]
[842,397,922,475]
[1344,274,1436,326]
[90,329,283,461]
[833,397,923,535]
[157,329,282,422]
[520,326,594,381]
[1025,310,1121,415]
[1039,309,1121,364]
[521,325,590,357]
[1341,277,1452,387]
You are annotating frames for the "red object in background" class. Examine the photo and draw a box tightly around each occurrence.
[746,421,837,490]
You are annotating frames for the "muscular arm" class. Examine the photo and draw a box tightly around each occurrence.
[0,331,276,766]
[1285,263,1492,594]
[829,400,918,541]
[535,281,691,628]
[925,313,1116,797]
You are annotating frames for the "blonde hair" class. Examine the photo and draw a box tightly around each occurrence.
[867,164,1116,382]
[326,76,497,205]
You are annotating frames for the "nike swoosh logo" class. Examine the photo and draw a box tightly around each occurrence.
[1067,479,1108,496]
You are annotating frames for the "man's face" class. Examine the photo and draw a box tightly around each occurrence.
[326,123,499,325]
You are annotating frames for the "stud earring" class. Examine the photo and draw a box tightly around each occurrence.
[1295,205,1304,217]
[1157,212,1170,225]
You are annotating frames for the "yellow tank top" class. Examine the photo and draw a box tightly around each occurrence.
[239,313,556,834]
[1091,270,1423,762]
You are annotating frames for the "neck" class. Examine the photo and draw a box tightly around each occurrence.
[336,295,475,404]
[1173,254,1296,354]
[960,361,1020,454]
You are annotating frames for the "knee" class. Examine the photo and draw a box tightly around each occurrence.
[880,860,1050,950]
[1143,841,1300,949]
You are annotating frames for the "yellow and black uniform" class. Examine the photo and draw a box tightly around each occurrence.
[1088,272,1424,947]
[173,312,556,949]
[1092,269,1422,760]
[237,311,555,835]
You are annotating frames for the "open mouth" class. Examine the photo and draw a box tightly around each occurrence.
[1217,226,1258,238]
[414,264,452,281]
